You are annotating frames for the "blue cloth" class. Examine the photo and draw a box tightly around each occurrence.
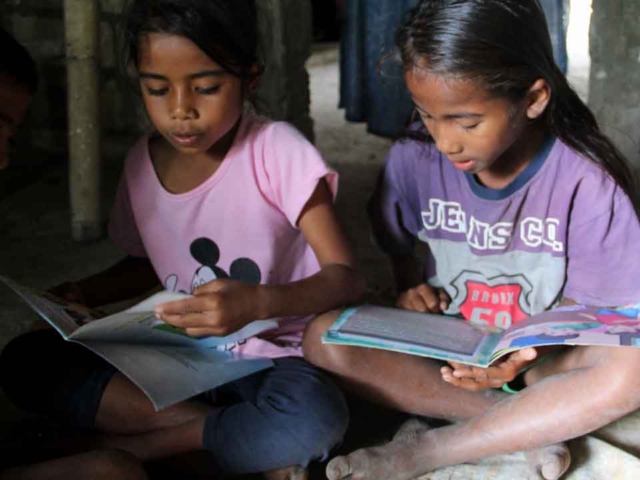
[540,0,569,74]
[0,329,349,475]
[340,0,417,138]
[339,0,569,137]
[203,356,348,473]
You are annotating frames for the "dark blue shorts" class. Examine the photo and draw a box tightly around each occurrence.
[0,329,349,474]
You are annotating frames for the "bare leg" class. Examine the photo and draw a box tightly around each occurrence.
[88,373,210,460]
[93,373,320,480]
[303,311,503,420]
[1,450,148,480]
[323,345,640,480]
[264,466,308,480]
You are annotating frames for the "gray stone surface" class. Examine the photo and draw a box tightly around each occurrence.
[256,0,315,141]
[589,0,640,169]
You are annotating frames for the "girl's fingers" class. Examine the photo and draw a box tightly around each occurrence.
[447,361,474,378]
[184,327,218,337]
[512,347,538,362]
[160,312,217,330]
[442,375,493,391]
[192,278,233,295]
[155,297,208,316]
[438,289,450,311]
[416,285,439,311]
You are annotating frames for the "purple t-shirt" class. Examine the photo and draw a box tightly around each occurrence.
[370,136,640,329]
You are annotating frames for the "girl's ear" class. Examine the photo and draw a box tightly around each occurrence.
[246,64,264,94]
[526,78,551,120]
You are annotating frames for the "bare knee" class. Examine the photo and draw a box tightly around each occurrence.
[96,373,208,433]
[582,347,640,411]
[303,310,350,371]
[80,450,148,480]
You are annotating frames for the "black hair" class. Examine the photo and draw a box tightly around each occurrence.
[0,26,38,93]
[395,0,639,211]
[124,0,260,79]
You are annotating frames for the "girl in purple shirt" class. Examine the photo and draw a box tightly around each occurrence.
[304,1,640,479]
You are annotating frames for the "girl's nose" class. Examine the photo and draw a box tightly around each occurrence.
[433,127,463,156]
[170,90,196,120]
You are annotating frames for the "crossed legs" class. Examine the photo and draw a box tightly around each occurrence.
[304,311,640,479]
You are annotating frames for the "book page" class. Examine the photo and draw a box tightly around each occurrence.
[323,304,502,366]
[70,290,279,348]
[491,303,640,362]
[80,340,273,410]
[0,276,93,338]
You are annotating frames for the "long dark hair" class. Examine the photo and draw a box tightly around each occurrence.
[395,0,639,211]
[0,26,38,93]
[123,0,260,80]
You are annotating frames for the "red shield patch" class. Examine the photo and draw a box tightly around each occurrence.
[459,281,528,328]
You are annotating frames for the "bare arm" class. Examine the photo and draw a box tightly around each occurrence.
[256,179,365,318]
[51,256,160,308]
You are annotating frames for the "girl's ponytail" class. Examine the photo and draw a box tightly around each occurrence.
[547,73,639,215]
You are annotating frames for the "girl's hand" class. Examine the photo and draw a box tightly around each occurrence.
[46,282,105,319]
[154,279,263,337]
[440,347,538,391]
[48,281,87,305]
[396,284,450,313]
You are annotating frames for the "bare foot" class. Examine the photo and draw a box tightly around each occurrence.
[264,465,308,480]
[326,422,571,480]
[392,417,431,442]
[326,430,431,480]
[525,443,571,480]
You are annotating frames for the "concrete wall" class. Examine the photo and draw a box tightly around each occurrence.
[589,0,640,170]
[256,0,314,141]
[1,0,141,161]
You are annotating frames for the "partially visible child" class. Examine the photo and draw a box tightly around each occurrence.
[303,1,640,479]
[0,27,34,170]
[0,26,148,480]
[0,1,364,479]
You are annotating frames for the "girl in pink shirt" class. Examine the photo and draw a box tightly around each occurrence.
[0,1,364,478]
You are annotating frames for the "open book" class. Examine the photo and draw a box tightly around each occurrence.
[1,276,278,410]
[322,303,640,367]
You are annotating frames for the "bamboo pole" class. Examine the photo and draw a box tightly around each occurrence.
[64,0,102,242]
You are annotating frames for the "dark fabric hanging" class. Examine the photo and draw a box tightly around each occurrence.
[540,0,569,74]
[339,0,569,139]
[339,0,417,138]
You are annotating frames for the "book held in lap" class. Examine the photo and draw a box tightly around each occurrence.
[1,276,277,410]
[322,303,640,367]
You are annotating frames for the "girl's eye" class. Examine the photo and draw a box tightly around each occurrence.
[195,85,221,95]
[461,123,479,131]
[145,86,169,97]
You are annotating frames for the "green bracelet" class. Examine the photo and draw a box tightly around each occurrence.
[501,378,525,394]
[500,353,554,394]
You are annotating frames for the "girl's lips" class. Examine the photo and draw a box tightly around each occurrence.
[170,133,201,147]
[452,159,475,172]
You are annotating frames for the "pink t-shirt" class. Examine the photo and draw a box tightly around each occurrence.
[109,112,338,358]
